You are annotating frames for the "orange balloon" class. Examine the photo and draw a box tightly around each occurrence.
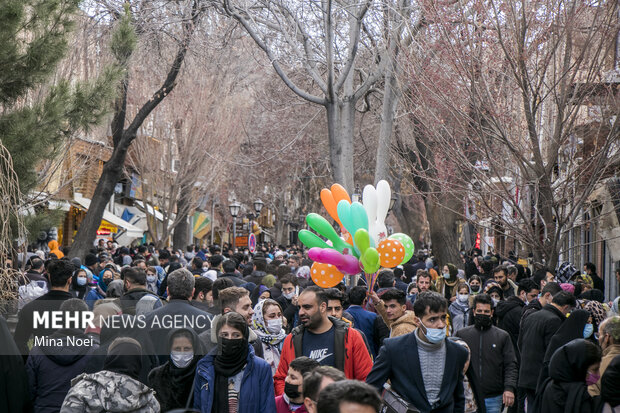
[311,262,344,288]
[378,239,406,268]
[320,188,341,226]
[331,183,352,204]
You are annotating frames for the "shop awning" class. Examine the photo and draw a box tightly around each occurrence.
[193,212,211,239]
[72,194,144,240]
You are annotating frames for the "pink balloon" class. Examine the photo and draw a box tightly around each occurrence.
[320,249,346,267]
[339,254,361,275]
[309,247,360,275]
[308,247,323,262]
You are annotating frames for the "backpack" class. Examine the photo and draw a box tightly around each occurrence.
[291,316,347,371]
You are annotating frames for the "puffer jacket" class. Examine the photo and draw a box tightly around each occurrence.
[193,344,275,413]
[61,370,160,412]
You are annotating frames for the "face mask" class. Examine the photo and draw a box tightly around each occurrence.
[583,323,594,338]
[170,351,194,368]
[585,371,600,386]
[146,275,157,283]
[258,298,266,304]
[457,294,469,303]
[284,382,301,399]
[470,285,480,292]
[443,272,450,279]
[218,337,246,359]
[491,298,500,307]
[474,314,493,330]
[77,277,87,286]
[266,318,283,334]
[283,292,295,300]
[421,321,446,344]
[103,278,113,286]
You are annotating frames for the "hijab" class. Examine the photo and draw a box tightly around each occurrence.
[103,338,142,381]
[251,300,286,346]
[213,320,250,413]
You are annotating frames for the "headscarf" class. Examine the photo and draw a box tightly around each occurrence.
[611,297,620,316]
[86,302,121,335]
[583,300,606,328]
[560,283,575,294]
[580,289,604,303]
[106,279,124,298]
[103,337,142,381]
[97,269,114,294]
[601,355,620,407]
[262,274,276,288]
[446,263,458,281]
[251,300,286,345]
[213,317,249,413]
[296,266,311,279]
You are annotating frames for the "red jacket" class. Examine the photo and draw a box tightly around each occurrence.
[274,318,373,395]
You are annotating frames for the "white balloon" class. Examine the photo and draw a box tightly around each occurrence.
[375,180,391,242]
[363,185,378,242]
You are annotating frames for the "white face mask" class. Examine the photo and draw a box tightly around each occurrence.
[146,275,157,283]
[77,277,87,286]
[282,291,295,300]
[491,298,500,307]
[266,318,283,334]
[170,351,194,368]
[457,294,469,303]
[258,298,266,304]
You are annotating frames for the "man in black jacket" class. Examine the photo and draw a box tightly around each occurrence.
[496,278,539,356]
[456,294,518,413]
[219,259,245,286]
[14,259,74,358]
[119,267,159,315]
[518,290,575,413]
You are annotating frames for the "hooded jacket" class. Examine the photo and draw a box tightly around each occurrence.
[495,296,525,355]
[61,370,160,412]
[374,299,419,338]
[48,240,64,258]
[193,344,276,413]
[26,329,98,413]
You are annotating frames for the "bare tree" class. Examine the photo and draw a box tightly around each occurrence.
[399,0,620,267]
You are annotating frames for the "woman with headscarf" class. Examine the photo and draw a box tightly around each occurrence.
[535,339,602,413]
[194,312,276,413]
[60,337,160,412]
[148,328,204,411]
[535,309,590,393]
[251,299,287,374]
[436,263,459,301]
[84,268,115,310]
[69,268,89,299]
[449,281,471,334]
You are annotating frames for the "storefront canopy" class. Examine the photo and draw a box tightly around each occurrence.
[73,194,144,240]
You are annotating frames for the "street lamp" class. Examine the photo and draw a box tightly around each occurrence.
[352,184,362,203]
[229,199,241,250]
[252,199,264,244]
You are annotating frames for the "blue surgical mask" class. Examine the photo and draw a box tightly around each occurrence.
[77,277,87,286]
[421,322,446,344]
[443,272,450,279]
[583,323,594,338]
[146,275,157,283]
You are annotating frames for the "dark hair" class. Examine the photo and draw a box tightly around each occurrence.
[473,293,493,310]
[377,269,395,288]
[193,277,213,299]
[584,262,596,273]
[192,256,204,269]
[480,260,494,274]
[280,274,298,286]
[469,274,482,284]
[121,267,146,285]
[416,270,431,281]
[29,257,44,270]
[216,312,248,339]
[159,250,171,260]
[533,268,551,287]
[583,339,603,368]
[47,259,74,287]
[493,265,508,276]
[60,297,89,313]
[209,254,224,268]
[348,286,367,306]
[552,291,577,307]
[212,277,235,300]
[517,278,538,294]
[381,288,406,305]
[276,266,292,279]
[507,265,517,276]
[222,259,236,273]
[413,291,447,317]
[303,366,346,401]
[541,281,562,296]
[289,356,320,376]
[301,285,328,305]
[317,380,381,413]
[324,288,345,305]
[254,258,267,272]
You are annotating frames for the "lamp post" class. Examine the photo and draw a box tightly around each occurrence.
[253,199,264,243]
[229,199,241,250]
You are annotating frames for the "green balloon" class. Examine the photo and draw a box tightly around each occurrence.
[298,230,330,250]
[354,229,371,255]
[306,213,350,253]
[389,233,415,265]
[361,247,380,274]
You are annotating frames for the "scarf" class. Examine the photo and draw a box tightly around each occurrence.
[252,300,287,345]
[103,340,142,381]
[213,337,249,413]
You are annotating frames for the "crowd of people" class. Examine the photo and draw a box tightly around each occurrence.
[2,240,620,413]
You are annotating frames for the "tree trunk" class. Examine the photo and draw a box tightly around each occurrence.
[426,198,462,267]
[374,64,400,185]
[325,101,355,191]
[173,194,191,250]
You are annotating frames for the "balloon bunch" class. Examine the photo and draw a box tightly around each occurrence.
[300,181,415,288]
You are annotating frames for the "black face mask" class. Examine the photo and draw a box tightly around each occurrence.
[284,382,301,399]
[474,314,493,330]
[214,337,248,377]
[470,285,480,292]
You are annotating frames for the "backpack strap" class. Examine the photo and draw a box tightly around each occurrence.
[331,317,348,372]
[291,325,304,359]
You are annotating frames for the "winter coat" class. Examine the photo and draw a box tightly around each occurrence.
[193,344,276,413]
[449,300,470,334]
[274,317,373,395]
[0,316,32,413]
[495,296,525,357]
[455,325,518,397]
[120,287,159,315]
[275,395,308,413]
[588,344,620,396]
[374,299,419,338]
[518,304,566,390]
[26,329,98,413]
[345,304,389,357]
[61,370,160,412]
[84,287,106,310]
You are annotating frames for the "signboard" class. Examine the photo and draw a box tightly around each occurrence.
[248,233,256,253]
[96,220,118,236]
[235,236,249,247]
